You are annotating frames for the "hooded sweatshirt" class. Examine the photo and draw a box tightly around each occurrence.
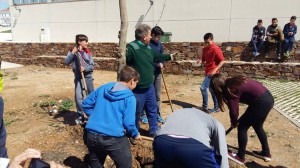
[65,48,94,79]
[82,82,138,138]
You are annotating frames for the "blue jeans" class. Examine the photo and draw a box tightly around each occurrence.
[86,132,132,168]
[75,77,94,117]
[154,72,162,115]
[200,76,218,109]
[134,85,158,135]
[283,37,295,52]
[153,135,220,168]
[251,38,264,53]
[0,96,8,158]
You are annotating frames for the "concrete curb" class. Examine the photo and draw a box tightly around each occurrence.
[274,106,300,128]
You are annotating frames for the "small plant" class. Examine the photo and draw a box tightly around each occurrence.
[49,101,57,106]
[32,102,38,107]
[58,99,74,111]
[10,76,18,80]
[39,102,49,107]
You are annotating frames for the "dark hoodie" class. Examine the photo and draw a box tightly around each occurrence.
[82,82,138,138]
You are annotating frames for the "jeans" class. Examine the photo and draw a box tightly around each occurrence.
[0,96,8,158]
[154,72,162,115]
[283,37,295,52]
[75,77,94,117]
[200,76,218,109]
[86,132,132,168]
[153,135,220,168]
[133,85,158,135]
[251,38,264,53]
[237,91,274,159]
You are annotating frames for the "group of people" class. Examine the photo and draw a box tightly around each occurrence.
[0,23,276,168]
[251,16,297,60]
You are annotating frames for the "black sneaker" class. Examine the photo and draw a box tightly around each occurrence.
[252,150,272,162]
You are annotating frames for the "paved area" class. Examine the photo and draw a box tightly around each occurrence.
[259,79,300,127]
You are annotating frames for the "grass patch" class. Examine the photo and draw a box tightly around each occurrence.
[4,117,20,127]
[58,99,74,111]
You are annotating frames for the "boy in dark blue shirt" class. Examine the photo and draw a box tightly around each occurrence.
[283,16,297,58]
[251,19,265,57]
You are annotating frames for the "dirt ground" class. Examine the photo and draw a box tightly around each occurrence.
[2,65,300,168]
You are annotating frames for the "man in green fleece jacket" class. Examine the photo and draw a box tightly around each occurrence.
[126,24,175,137]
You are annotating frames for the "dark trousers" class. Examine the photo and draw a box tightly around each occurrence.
[153,135,220,168]
[134,85,158,135]
[86,132,132,168]
[237,90,274,159]
[265,40,282,54]
[0,96,8,158]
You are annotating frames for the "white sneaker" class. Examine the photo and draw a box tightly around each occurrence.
[255,52,260,57]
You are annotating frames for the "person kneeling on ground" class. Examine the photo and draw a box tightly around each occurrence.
[210,74,274,165]
[82,66,141,168]
[153,108,229,168]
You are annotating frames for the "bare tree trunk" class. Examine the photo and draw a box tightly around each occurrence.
[117,0,128,80]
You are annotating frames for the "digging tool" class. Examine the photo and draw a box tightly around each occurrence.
[226,117,241,135]
[141,135,154,141]
[74,50,89,97]
[161,68,174,112]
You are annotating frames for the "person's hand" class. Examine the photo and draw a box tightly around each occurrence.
[80,66,84,72]
[210,69,217,75]
[197,59,202,64]
[134,134,142,141]
[10,148,41,168]
[72,47,78,54]
[273,32,278,36]
[158,63,163,69]
[50,161,64,168]
[289,32,293,36]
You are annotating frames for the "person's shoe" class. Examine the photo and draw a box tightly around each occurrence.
[201,106,209,113]
[252,150,272,162]
[228,152,245,165]
[255,52,260,57]
[208,108,220,113]
[277,54,281,60]
[252,52,256,56]
[284,51,290,57]
[140,115,148,124]
[157,115,164,123]
[265,53,269,58]
[75,116,84,125]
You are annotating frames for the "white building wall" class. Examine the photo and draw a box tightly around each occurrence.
[9,0,300,42]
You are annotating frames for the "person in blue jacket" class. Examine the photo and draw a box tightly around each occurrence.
[283,16,297,58]
[82,66,141,168]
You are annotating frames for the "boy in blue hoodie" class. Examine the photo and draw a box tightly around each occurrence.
[65,34,94,125]
[82,66,141,168]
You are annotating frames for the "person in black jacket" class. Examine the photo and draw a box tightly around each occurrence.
[251,19,265,57]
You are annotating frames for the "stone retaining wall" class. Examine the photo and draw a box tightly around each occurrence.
[1,42,300,80]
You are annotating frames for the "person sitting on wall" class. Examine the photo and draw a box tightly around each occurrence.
[265,18,284,60]
[251,19,265,57]
[283,16,297,59]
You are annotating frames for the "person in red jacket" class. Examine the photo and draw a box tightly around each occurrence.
[197,33,225,113]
